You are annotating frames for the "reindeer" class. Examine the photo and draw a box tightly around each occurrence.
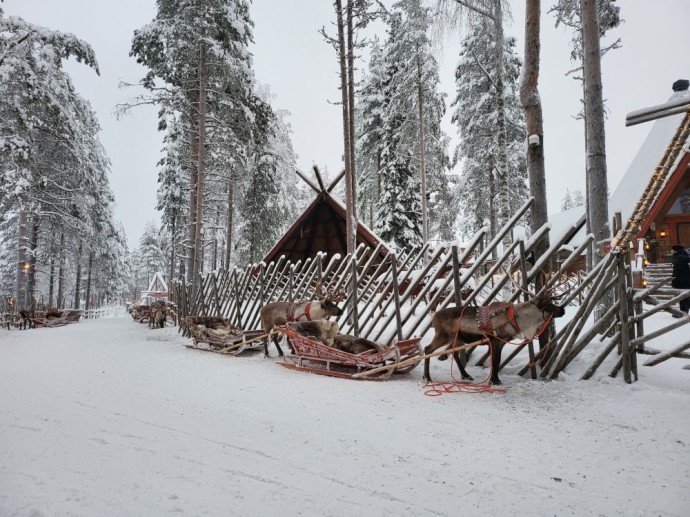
[149,300,168,329]
[288,320,340,346]
[259,282,345,357]
[331,334,388,355]
[423,296,565,385]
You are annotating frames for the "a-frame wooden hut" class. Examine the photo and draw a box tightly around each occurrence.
[141,271,169,303]
[262,167,391,265]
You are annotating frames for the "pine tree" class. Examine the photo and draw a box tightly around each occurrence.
[130,0,272,280]
[452,17,528,240]
[0,9,125,308]
[356,39,387,230]
[373,13,423,251]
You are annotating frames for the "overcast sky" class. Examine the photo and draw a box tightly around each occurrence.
[5,0,689,249]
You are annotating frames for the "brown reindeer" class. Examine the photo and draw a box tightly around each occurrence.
[331,334,387,354]
[259,282,345,357]
[288,320,340,346]
[424,297,565,385]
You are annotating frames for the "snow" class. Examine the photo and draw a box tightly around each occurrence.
[1,314,689,516]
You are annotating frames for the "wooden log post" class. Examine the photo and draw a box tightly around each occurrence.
[350,257,359,337]
[519,240,537,379]
[451,244,469,368]
[390,253,404,342]
[643,339,690,366]
[616,254,633,383]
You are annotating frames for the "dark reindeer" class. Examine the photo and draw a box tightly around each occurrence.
[259,282,345,357]
[424,296,565,385]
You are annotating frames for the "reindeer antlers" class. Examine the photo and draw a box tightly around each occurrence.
[314,281,346,302]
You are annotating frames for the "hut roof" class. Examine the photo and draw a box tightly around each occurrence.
[549,84,690,247]
[262,167,392,265]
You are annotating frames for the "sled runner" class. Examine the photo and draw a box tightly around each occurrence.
[185,316,265,355]
[276,324,423,380]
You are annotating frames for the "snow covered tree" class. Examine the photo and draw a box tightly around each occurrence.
[436,0,513,251]
[0,9,125,308]
[373,14,423,251]
[156,116,189,281]
[129,0,272,283]
[356,39,387,231]
[139,220,169,284]
[561,188,585,211]
[389,0,454,243]
[451,16,528,240]
[361,4,453,251]
[235,98,304,265]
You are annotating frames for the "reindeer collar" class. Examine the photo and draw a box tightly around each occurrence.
[477,303,520,335]
[287,302,313,322]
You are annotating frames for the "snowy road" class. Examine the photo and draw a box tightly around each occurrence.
[1,317,688,516]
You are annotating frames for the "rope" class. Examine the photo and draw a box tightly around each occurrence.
[423,312,553,396]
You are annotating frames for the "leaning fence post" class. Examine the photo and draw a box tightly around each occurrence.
[389,253,404,342]
[519,240,537,379]
[350,258,359,337]
[617,254,633,383]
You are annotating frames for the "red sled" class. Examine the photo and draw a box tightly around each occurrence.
[276,325,422,380]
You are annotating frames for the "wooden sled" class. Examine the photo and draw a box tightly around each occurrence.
[130,305,151,323]
[30,310,81,328]
[185,316,265,355]
[276,325,423,380]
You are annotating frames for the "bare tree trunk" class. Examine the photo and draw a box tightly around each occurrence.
[57,233,65,309]
[335,0,357,254]
[15,209,27,307]
[169,211,176,283]
[493,1,511,254]
[225,177,234,268]
[193,41,207,289]
[73,241,83,309]
[488,157,497,260]
[520,0,549,263]
[582,0,609,267]
[212,236,218,270]
[85,250,94,311]
[187,105,199,282]
[417,48,429,244]
[520,0,551,349]
[27,214,39,309]
[346,0,358,251]
[48,257,55,306]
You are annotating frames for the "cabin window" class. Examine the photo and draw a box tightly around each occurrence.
[667,186,690,214]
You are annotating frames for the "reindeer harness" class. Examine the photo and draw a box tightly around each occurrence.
[287,302,313,322]
[476,303,520,336]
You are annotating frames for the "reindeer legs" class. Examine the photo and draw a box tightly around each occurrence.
[488,338,505,385]
[423,331,473,382]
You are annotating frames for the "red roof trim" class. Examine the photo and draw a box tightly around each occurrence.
[637,151,690,238]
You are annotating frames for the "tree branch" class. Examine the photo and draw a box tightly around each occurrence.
[454,0,495,22]
[471,49,498,91]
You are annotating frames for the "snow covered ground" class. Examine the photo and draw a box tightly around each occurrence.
[1,314,688,516]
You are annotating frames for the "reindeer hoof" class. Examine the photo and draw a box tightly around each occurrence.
[464,375,474,381]
[437,355,448,361]
[490,379,502,386]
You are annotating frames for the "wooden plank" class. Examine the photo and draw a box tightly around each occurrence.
[643,338,690,366]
